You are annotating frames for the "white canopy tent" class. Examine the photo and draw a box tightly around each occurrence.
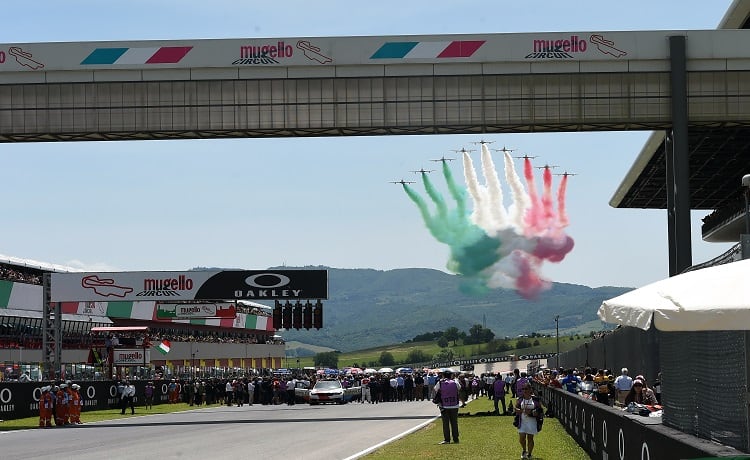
[598,259,750,331]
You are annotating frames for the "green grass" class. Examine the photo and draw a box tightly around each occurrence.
[0,403,198,431]
[365,395,588,460]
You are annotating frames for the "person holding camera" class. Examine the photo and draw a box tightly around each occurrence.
[515,384,544,459]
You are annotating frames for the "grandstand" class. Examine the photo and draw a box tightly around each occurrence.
[0,255,284,381]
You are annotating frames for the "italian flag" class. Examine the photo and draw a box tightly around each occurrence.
[156,340,171,355]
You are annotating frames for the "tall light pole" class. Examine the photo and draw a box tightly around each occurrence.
[554,315,560,369]
[742,174,750,259]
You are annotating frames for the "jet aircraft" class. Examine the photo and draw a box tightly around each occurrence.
[450,147,475,154]
[492,145,516,154]
[429,156,456,163]
[390,179,416,185]
[471,139,494,146]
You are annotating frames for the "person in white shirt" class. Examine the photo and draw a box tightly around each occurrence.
[614,367,633,406]
[247,380,255,406]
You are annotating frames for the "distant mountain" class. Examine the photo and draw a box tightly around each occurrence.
[270,266,631,352]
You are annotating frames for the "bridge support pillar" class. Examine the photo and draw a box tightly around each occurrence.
[666,35,692,276]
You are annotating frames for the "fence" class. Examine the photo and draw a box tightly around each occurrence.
[559,326,749,452]
[534,383,748,459]
[558,326,660,381]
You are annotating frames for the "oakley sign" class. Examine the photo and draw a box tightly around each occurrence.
[50,270,328,302]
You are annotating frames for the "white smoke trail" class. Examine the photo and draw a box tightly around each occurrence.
[463,151,492,232]
[479,144,509,230]
[503,151,530,230]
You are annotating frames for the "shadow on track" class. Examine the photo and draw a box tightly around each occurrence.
[72,415,437,429]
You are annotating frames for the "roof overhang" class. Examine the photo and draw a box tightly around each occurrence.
[611,0,750,221]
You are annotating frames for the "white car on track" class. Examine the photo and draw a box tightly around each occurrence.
[308,379,346,405]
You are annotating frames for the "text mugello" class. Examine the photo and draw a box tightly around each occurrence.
[234,273,301,298]
[136,275,193,297]
[233,41,294,65]
[526,35,587,59]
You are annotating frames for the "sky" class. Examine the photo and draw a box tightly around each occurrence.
[0,0,738,290]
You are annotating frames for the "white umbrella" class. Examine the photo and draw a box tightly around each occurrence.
[377,367,394,373]
[598,259,750,331]
[363,368,378,374]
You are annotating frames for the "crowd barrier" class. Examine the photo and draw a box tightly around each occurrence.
[534,383,748,459]
[0,381,170,420]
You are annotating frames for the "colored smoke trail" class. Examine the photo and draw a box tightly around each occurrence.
[401,143,574,299]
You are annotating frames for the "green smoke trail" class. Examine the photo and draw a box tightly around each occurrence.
[403,165,502,294]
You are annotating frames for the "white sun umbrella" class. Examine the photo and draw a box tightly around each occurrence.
[377,367,394,373]
[363,368,378,374]
[598,259,750,331]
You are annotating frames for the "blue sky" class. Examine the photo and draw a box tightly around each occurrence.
[0,0,737,289]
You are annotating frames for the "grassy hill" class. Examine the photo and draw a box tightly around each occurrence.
[276,266,629,352]
[289,333,592,369]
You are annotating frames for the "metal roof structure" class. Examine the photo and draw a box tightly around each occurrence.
[611,0,750,244]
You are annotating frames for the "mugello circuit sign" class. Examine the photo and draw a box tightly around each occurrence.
[156,302,237,319]
[50,270,328,302]
[113,348,150,365]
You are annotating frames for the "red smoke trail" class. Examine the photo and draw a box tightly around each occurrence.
[541,166,554,229]
[523,158,542,235]
[513,250,550,299]
[557,175,569,227]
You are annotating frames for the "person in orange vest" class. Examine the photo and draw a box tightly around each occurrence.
[53,385,66,426]
[39,386,54,428]
[69,384,83,424]
[63,383,74,425]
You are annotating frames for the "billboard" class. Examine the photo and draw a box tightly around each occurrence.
[50,270,328,302]
[112,348,150,365]
[1,30,749,75]
[156,302,237,319]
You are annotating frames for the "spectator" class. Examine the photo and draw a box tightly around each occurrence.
[594,369,611,405]
[624,378,658,406]
[492,373,506,415]
[561,369,581,394]
[515,383,544,459]
[614,367,633,406]
[435,370,461,445]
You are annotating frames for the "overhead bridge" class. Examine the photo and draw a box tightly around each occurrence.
[0,30,748,142]
[1,29,750,276]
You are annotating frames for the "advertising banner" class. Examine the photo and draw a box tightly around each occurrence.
[50,270,328,302]
[112,348,150,365]
[0,30,749,74]
[156,302,236,319]
[0,381,169,420]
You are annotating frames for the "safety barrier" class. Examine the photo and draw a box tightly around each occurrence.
[533,384,748,459]
[0,381,169,420]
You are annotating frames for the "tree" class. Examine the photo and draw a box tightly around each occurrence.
[465,324,496,345]
[406,349,430,363]
[313,351,339,368]
[443,327,461,346]
[379,351,395,366]
[437,336,449,348]
[409,331,444,343]
[515,339,532,349]
[434,348,454,361]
